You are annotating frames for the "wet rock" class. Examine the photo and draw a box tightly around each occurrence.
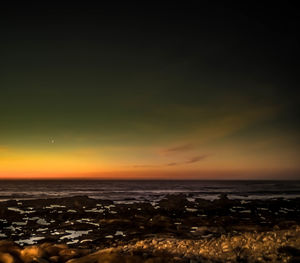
[33,258,49,263]
[219,194,229,200]
[0,252,16,263]
[158,194,190,212]
[0,195,300,262]
[20,196,105,210]
[48,256,59,263]
[20,246,45,263]
[195,198,212,209]
[66,250,182,263]
[212,194,236,208]
[99,219,132,227]
[0,241,20,253]
[149,215,171,228]
[58,248,81,262]
[39,243,67,257]
[0,241,21,262]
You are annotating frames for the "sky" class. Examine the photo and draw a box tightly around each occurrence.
[0,3,299,179]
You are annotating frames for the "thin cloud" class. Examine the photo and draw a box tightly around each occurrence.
[167,162,178,166]
[186,155,209,164]
[133,164,158,168]
[133,154,209,168]
[162,143,194,154]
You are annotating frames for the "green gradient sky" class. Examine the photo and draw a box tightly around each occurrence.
[0,3,299,179]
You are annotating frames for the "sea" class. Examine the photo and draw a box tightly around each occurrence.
[0,180,300,203]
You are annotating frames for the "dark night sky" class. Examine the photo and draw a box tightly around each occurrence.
[0,2,299,178]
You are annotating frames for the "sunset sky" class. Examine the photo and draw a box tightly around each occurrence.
[0,3,299,179]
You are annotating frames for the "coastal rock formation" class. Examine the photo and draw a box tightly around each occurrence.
[158,194,191,212]
[1,227,300,262]
[0,195,300,262]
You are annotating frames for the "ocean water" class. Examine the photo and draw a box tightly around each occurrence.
[0,180,299,203]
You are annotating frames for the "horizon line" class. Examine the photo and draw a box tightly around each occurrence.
[0,178,299,181]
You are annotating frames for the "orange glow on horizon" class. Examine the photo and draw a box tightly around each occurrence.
[1,168,299,180]
[1,142,299,180]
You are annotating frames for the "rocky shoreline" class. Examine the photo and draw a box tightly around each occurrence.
[0,194,300,262]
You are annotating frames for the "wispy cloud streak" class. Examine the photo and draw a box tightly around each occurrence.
[133,154,209,168]
[186,155,209,164]
[161,143,194,155]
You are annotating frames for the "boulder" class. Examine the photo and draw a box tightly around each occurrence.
[20,246,45,263]
[158,194,190,212]
[0,252,16,263]
[0,241,20,261]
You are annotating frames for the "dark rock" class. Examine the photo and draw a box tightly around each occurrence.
[99,218,132,226]
[149,215,172,228]
[0,240,21,261]
[195,198,212,209]
[278,246,300,256]
[66,251,183,263]
[289,256,300,263]
[58,248,81,262]
[48,255,60,262]
[0,252,20,263]
[219,193,229,200]
[158,194,190,212]
[40,243,67,257]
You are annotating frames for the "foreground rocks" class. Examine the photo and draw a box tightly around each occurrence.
[1,226,300,262]
[0,194,300,262]
[125,227,300,262]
